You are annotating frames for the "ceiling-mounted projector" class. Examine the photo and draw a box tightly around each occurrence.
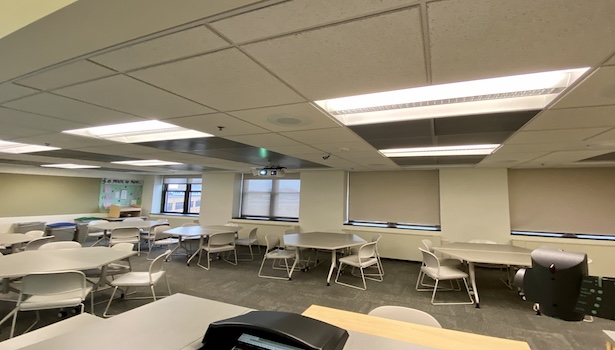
[252,166,286,177]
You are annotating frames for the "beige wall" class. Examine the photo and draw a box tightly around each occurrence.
[298,171,347,232]
[0,173,100,216]
[199,172,240,225]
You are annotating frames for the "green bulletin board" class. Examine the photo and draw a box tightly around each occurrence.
[99,178,143,212]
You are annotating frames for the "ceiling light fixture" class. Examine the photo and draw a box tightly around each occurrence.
[315,68,589,126]
[111,159,182,166]
[0,140,59,154]
[380,144,500,157]
[41,163,101,169]
[63,120,213,143]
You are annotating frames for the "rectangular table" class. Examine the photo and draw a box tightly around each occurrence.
[94,220,167,232]
[302,304,531,350]
[283,232,366,285]
[163,225,242,265]
[433,242,532,307]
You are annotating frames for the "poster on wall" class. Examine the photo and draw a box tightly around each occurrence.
[98,178,143,212]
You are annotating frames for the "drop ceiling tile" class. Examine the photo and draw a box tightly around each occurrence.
[529,150,609,164]
[265,144,322,155]
[606,54,615,66]
[211,0,416,43]
[225,133,300,148]
[428,0,615,84]
[506,128,610,144]
[13,133,118,149]
[90,26,230,72]
[524,106,615,130]
[15,60,116,90]
[584,128,615,144]
[228,103,340,132]
[549,66,615,109]
[435,132,512,146]
[280,128,366,144]
[0,83,38,103]
[242,8,426,100]
[166,113,270,136]
[4,93,144,125]
[0,125,49,140]
[75,144,165,156]
[130,48,304,111]
[54,75,214,118]
[312,141,377,154]
[496,143,572,154]
[0,107,87,132]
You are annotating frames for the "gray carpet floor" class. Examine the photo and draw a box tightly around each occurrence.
[1,245,613,349]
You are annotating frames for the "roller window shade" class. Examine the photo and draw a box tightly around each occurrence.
[508,168,615,235]
[348,171,440,225]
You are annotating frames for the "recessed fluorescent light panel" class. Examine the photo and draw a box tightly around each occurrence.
[0,140,59,154]
[63,120,212,143]
[315,68,589,126]
[380,144,500,157]
[41,164,101,169]
[111,160,182,166]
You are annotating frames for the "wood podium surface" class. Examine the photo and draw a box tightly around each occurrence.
[301,305,531,350]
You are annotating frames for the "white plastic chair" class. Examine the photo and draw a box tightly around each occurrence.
[109,227,141,256]
[103,250,172,317]
[417,239,463,288]
[235,228,261,261]
[415,248,474,305]
[23,236,55,251]
[38,241,82,250]
[84,243,135,284]
[147,224,178,260]
[335,241,383,290]
[9,271,93,338]
[368,306,442,328]
[24,230,45,239]
[197,231,237,270]
[84,220,109,246]
[258,234,297,281]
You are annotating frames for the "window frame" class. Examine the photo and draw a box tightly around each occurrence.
[161,177,201,215]
[238,176,300,222]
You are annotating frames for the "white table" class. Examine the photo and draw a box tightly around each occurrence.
[18,293,252,350]
[94,220,167,232]
[0,234,35,252]
[283,232,366,285]
[433,242,532,308]
[163,225,242,265]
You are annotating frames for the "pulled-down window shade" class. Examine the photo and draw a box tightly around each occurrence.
[508,168,615,236]
[348,171,440,226]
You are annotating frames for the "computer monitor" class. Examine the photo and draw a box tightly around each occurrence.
[517,247,588,321]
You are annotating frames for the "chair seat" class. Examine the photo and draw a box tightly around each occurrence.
[338,255,378,268]
[153,238,178,246]
[422,265,468,280]
[20,286,93,311]
[110,271,165,287]
[265,249,296,259]
[235,238,257,246]
[204,244,234,253]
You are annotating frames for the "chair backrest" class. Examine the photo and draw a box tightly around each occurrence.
[368,306,442,328]
[247,228,258,240]
[208,231,236,246]
[421,239,435,253]
[24,236,55,251]
[357,241,378,260]
[153,224,173,240]
[39,241,82,250]
[21,271,87,299]
[123,217,144,222]
[419,248,440,270]
[149,250,171,281]
[111,227,140,240]
[24,230,45,239]
[111,242,134,252]
[265,234,281,251]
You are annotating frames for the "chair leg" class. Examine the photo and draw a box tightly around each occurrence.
[103,286,119,318]
[9,307,19,338]
[165,275,172,296]
[430,278,474,305]
[151,285,157,301]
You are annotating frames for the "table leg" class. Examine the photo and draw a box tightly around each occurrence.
[468,262,480,308]
[326,249,337,286]
[288,249,299,280]
[186,235,205,266]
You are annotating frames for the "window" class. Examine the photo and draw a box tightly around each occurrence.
[161,177,201,215]
[240,177,300,221]
[347,171,440,230]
